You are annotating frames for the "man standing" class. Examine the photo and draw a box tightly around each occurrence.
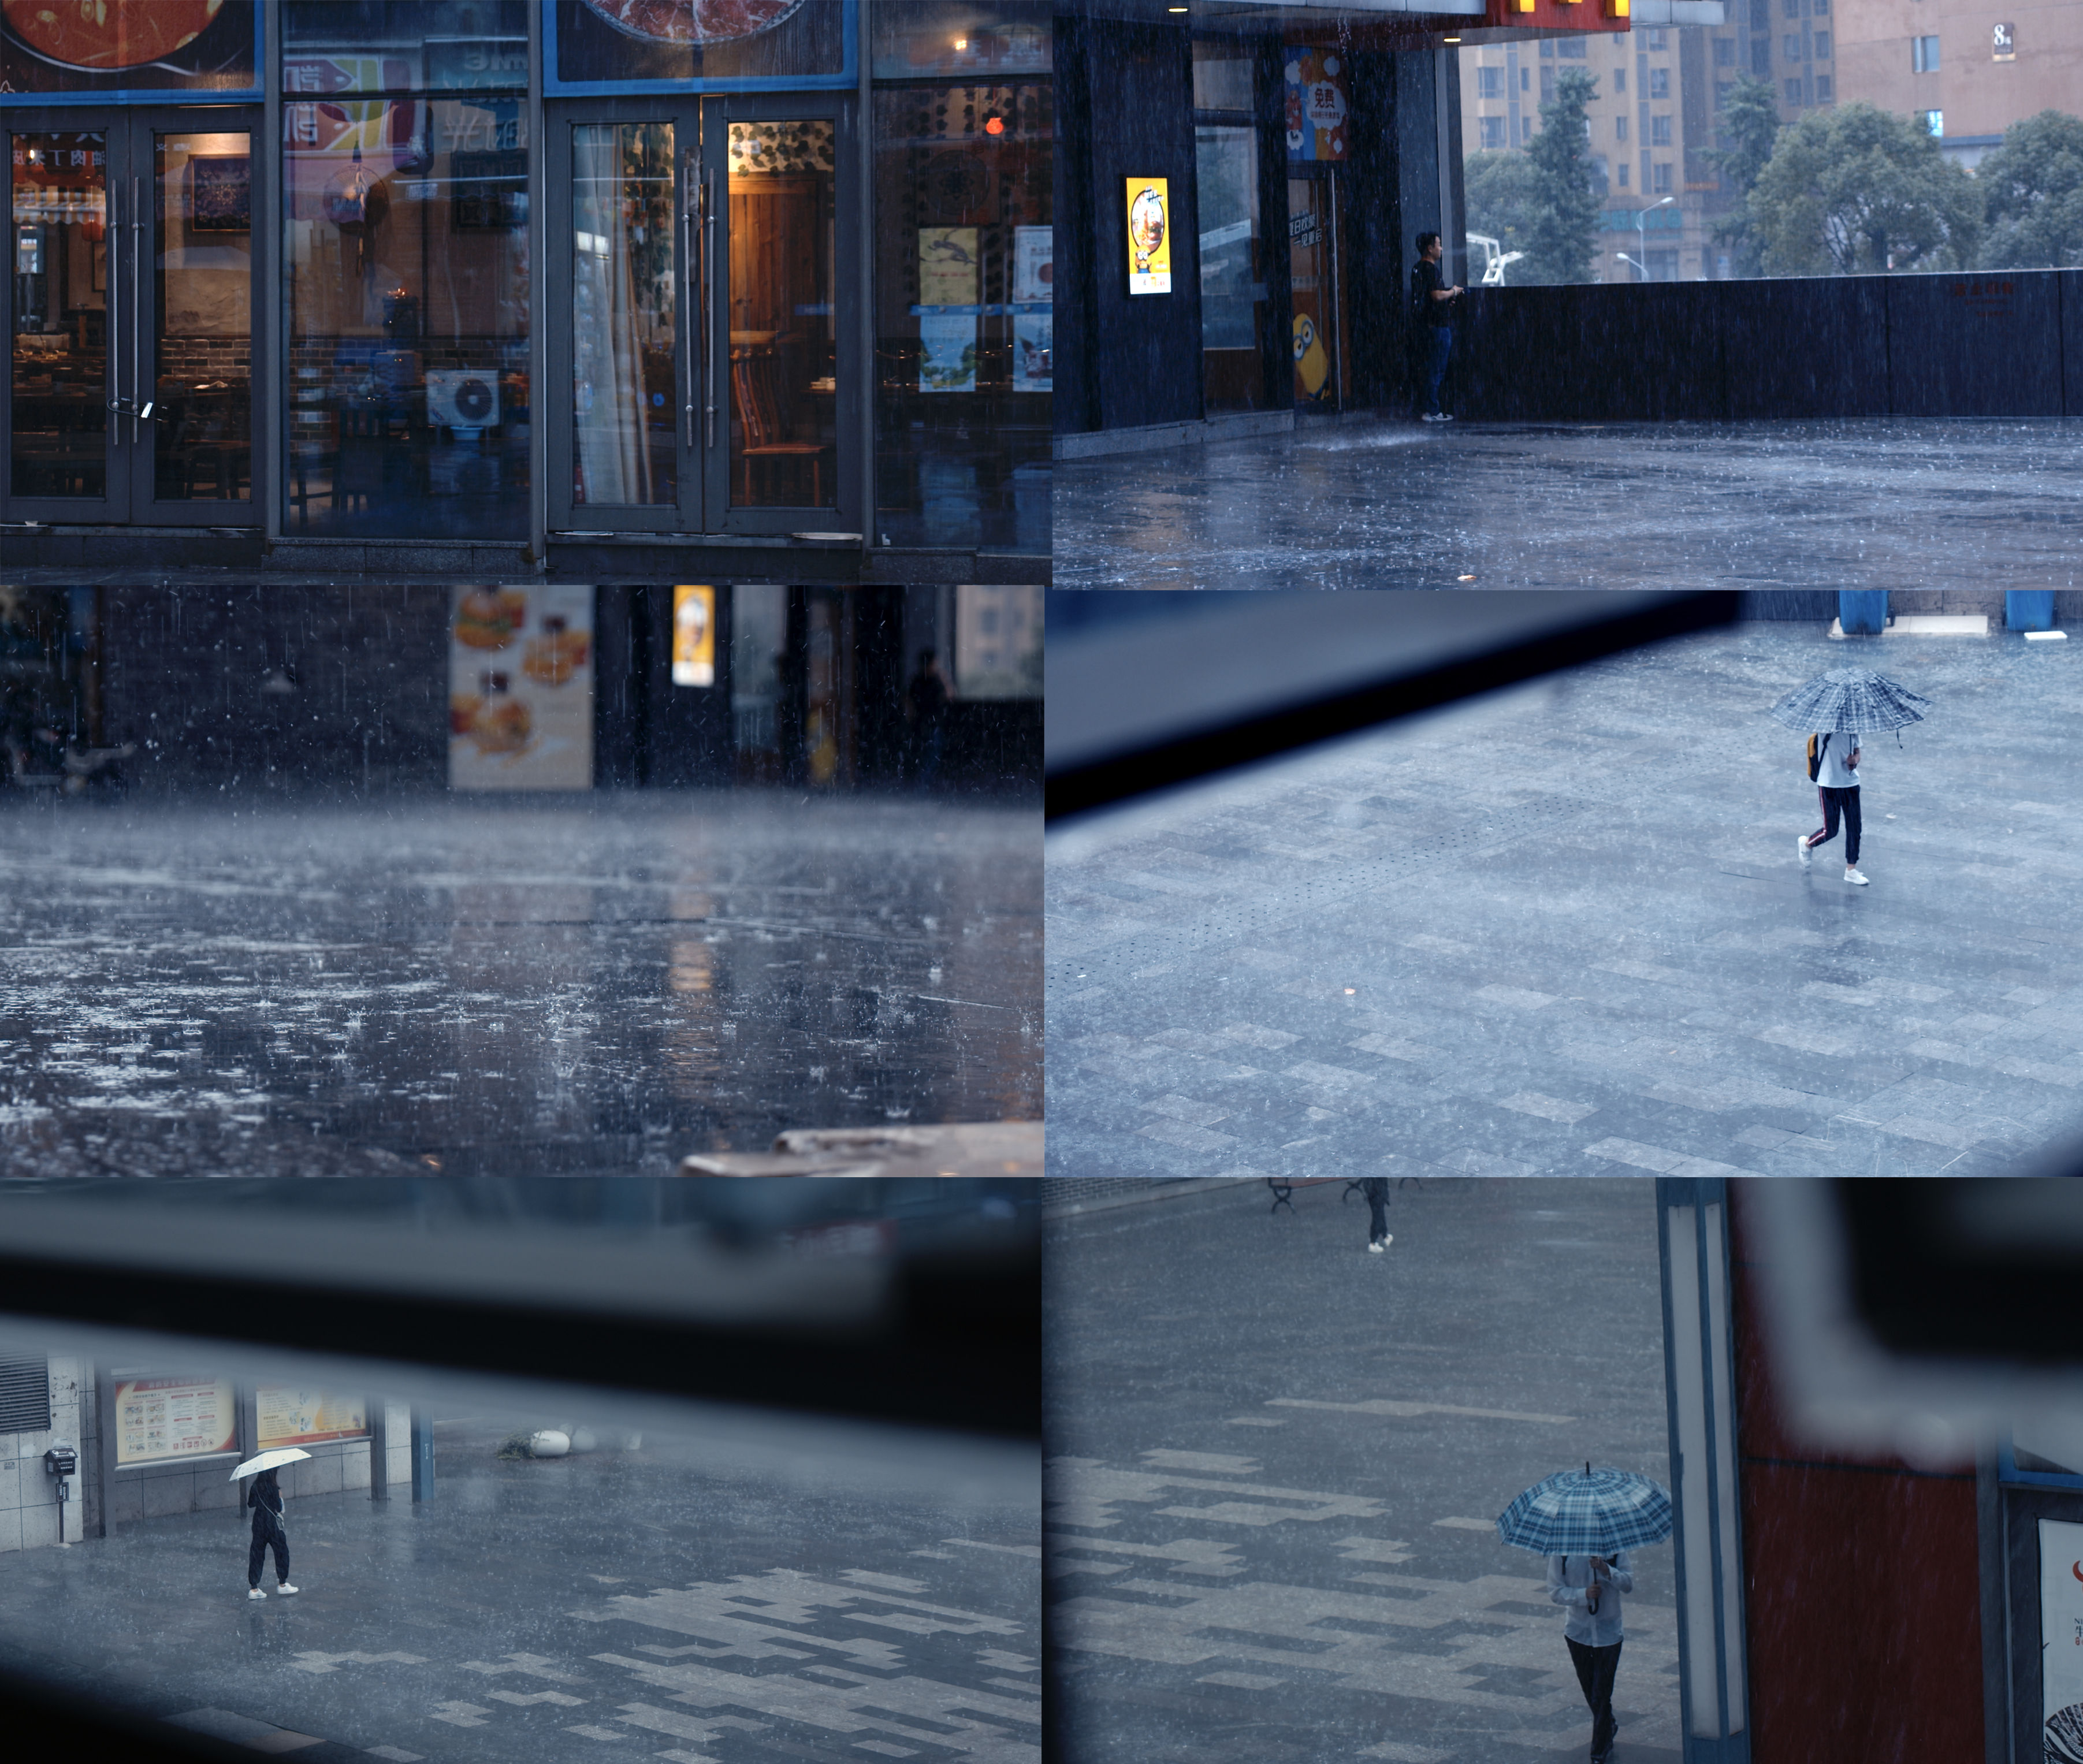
[1797,731,1869,885]
[1410,233,1464,423]
[1359,1176,1392,1253]
[1549,1550,1633,1762]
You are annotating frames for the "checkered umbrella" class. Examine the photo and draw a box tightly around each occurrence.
[1768,667,1933,736]
[1494,1464,1674,1557]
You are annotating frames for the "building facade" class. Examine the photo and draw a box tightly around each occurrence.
[2,2,1049,586]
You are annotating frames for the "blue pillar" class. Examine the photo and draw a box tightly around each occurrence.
[1837,590,1887,635]
[2006,590,2054,632]
[410,1409,435,1502]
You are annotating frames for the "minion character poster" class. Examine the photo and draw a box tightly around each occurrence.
[1126,179,1171,294]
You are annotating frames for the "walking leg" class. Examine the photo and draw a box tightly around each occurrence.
[1843,788,1862,868]
[247,1529,267,1589]
[1591,1640,1622,1755]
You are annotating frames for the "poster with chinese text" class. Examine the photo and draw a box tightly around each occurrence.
[1285,50,1349,162]
[1012,226,1052,304]
[1012,311,1051,392]
[256,1386,369,1450]
[114,1375,237,1466]
[2045,1519,2083,1761]
[918,227,979,308]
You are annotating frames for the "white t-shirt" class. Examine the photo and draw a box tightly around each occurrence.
[1814,732,1861,790]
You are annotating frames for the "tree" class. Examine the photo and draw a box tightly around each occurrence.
[1705,75,1780,277]
[1463,148,1544,260]
[1749,102,1981,276]
[1520,68,1602,284]
[1976,110,2083,269]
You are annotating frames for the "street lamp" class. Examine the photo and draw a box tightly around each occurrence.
[1631,195,1676,282]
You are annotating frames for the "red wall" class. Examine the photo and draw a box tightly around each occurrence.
[1728,1183,1984,1764]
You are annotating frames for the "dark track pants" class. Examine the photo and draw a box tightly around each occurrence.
[248,1517,288,1588]
[1567,1635,1623,1758]
[1808,784,1861,865]
[1367,1189,1389,1244]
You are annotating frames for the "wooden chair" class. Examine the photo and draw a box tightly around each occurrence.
[730,344,832,507]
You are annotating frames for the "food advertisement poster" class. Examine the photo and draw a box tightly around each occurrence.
[114,1375,237,1467]
[256,1386,368,1450]
[672,585,716,686]
[449,586,595,792]
[1012,225,1052,304]
[918,226,979,308]
[1285,49,1350,162]
[1126,178,1170,295]
[918,312,977,393]
[2045,1520,2083,1758]
[0,0,258,98]
[546,0,852,94]
[1013,311,1051,392]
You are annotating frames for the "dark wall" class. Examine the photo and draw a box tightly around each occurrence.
[1457,267,2082,420]
[638,586,734,788]
[1055,15,1202,435]
[101,588,449,792]
[944,699,1042,794]
[1729,1187,1986,1764]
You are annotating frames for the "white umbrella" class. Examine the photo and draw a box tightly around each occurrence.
[229,1448,311,1482]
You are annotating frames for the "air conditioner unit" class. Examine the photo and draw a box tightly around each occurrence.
[424,369,500,432]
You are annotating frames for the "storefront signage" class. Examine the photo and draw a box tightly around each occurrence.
[1012,226,1052,304]
[0,0,260,102]
[255,1386,367,1449]
[544,0,855,95]
[2044,1520,2083,1760]
[449,586,595,791]
[1285,50,1349,162]
[1992,21,2014,58]
[114,1375,237,1467]
[672,586,716,687]
[1126,178,1171,295]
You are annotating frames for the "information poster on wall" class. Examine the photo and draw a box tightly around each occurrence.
[1126,179,1170,294]
[255,1386,368,1450]
[449,586,594,791]
[2046,1519,2083,1761]
[114,1375,237,1467]
[1013,311,1051,392]
[918,226,979,307]
[918,313,978,392]
[1012,225,1052,304]
[1285,49,1350,162]
[672,585,716,686]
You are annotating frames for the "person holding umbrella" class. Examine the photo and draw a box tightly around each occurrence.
[230,1447,311,1601]
[1769,665,1934,889]
[1497,1462,1673,1764]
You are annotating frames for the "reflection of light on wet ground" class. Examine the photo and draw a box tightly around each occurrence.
[0,794,1039,1176]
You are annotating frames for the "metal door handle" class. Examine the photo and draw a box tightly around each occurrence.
[105,180,122,427]
[130,174,143,441]
[703,167,717,451]
[682,162,697,452]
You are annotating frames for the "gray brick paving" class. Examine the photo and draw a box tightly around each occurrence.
[1047,620,2083,1179]
[1046,1178,1680,1764]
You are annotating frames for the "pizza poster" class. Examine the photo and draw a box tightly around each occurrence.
[1126,179,1170,295]
[114,1375,236,1466]
[449,586,595,792]
[0,0,256,96]
[547,0,850,91]
[1285,49,1350,163]
[256,1385,368,1450]
[2046,1519,2083,1758]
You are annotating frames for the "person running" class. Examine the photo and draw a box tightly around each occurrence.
[246,1467,297,1601]
[1359,1177,1393,1253]
[1410,233,1464,423]
[1797,731,1869,885]
[1549,1550,1633,1762]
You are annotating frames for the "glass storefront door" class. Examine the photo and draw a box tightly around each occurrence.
[1287,172,1346,412]
[5,109,255,526]
[548,95,855,539]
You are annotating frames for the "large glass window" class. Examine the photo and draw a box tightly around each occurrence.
[9,132,107,499]
[1195,125,1269,412]
[283,95,530,536]
[155,130,254,505]
[872,6,1050,553]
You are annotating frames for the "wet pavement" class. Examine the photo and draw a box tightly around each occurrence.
[1046,1177,1679,1764]
[0,793,1039,1177]
[1052,418,2083,589]
[1048,617,2083,1179]
[0,1415,1039,1764]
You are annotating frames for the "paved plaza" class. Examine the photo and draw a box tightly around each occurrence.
[1046,1178,1677,1764]
[0,794,1039,1177]
[1053,419,2083,590]
[1048,618,2083,1180]
[0,1417,1038,1764]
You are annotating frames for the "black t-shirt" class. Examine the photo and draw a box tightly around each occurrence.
[1412,258,1454,327]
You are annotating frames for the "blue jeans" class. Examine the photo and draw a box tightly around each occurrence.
[1423,325,1454,414]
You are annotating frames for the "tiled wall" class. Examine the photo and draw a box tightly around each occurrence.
[0,1357,89,1553]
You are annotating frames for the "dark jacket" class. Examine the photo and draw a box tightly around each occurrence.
[248,1469,285,1531]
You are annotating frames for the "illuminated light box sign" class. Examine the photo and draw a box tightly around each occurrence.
[1126,178,1171,295]
[0,0,259,102]
[672,585,716,686]
[1285,49,1349,162]
[449,586,596,791]
[114,1375,237,1467]
[545,0,855,94]
[256,1386,368,1450]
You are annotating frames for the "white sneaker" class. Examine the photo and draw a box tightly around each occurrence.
[1845,868,1869,886]
[1367,1241,1385,1253]
[1381,1233,1393,1249]
[276,1583,299,1595]
[247,1587,267,1601]
[1796,833,1811,868]
[1421,412,1448,423]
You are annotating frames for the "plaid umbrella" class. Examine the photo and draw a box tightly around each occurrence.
[1495,1463,1674,1557]
[1768,667,1933,736]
